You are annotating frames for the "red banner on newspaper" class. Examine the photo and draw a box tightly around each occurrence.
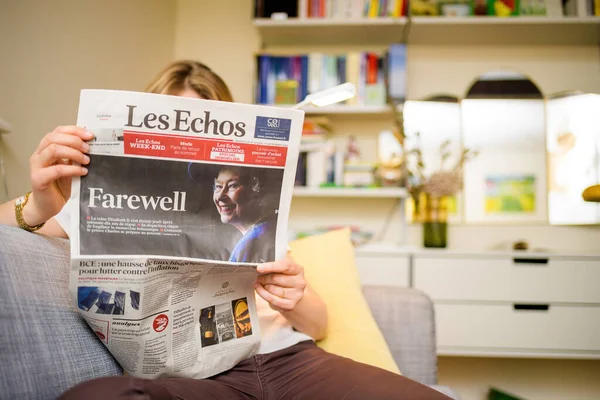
[123,131,287,167]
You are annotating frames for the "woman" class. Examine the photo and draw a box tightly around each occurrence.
[212,165,276,263]
[0,60,450,400]
[187,162,278,263]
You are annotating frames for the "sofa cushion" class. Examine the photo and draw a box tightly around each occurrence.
[289,228,401,374]
[0,225,122,399]
[362,285,437,385]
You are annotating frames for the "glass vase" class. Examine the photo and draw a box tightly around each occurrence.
[422,194,448,248]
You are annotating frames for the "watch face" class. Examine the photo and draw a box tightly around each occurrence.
[15,196,25,206]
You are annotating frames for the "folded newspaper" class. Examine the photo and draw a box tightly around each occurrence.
[69,90,304,379]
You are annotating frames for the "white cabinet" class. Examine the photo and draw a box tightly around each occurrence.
[352,246,600,358]
[413,253,600,304]
[354,244,411,288]
[435,303,600,358]
[412,251,600,359]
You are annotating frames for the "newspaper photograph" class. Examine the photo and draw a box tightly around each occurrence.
[68,89,304,379]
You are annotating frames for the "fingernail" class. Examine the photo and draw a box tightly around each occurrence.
[81,167,88,175]
[84,128,94,138]
[83,155,90,164]
[257,265,264,273]
[82,142,90,152]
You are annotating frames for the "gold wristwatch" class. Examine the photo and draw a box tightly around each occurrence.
[15,192,46,232]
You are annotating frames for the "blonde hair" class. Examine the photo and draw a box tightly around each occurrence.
[145,60,233,102]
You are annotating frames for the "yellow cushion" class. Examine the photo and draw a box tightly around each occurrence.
[288,228,401,374]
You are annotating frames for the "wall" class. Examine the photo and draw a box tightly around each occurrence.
[174,0,260,104]
[0,0,177,202]
[173,1,600,399]
[407,44,600,99]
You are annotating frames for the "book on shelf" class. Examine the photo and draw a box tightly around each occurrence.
[255,0,407,19]
[295,141,380,189]
[300,116,331,150]
[295,139,345,188]
[410,0,598,16]
[563,0,599,16]
[255,45,406,107]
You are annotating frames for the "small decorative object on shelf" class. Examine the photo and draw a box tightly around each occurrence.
[375,87,407,188]
[345,135,361,162]
[513,240,529,250]
[582,184,600,202]
[421,193,449,248]
[407,133,478,248]
[376,129,405,187]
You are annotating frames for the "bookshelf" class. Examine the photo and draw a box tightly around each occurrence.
[254,4,600,246]
[254,16,600,46]
[293,186,408,198]
[254,11,409,244]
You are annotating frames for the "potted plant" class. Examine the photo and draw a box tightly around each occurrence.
[407,134,477,248]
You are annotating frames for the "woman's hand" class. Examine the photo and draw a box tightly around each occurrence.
[254,255,307,312]
[25,126,93,226]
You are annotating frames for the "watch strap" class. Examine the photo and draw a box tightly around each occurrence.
[15,192,46,232]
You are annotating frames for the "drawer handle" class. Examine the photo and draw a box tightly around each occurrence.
[513,304,549,311]
[512,257,548,265]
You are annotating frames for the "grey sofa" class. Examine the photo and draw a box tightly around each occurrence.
[0,224,459,399]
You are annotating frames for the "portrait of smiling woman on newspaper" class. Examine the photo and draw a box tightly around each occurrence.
[188,162,282,263]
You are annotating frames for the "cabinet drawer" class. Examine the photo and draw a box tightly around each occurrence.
[435,303,600,354]
[355,255,409,287]
[414,256,600,304]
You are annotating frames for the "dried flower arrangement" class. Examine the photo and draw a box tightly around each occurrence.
[406,133,478,201]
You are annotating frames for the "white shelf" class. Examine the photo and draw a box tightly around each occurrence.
[304,104,401,115]
[259,104,402,115]
[409,16,600,45]
[413,15,599,25]
[293,186,408,198]
[254,16,600,46]
[437,347,600,360]
[253,17,408,46]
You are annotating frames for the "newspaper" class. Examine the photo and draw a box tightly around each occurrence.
[68,89,304,379]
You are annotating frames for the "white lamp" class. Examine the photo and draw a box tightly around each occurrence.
[292,82,356,109]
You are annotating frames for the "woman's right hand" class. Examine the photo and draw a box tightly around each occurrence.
[24,126,93,226]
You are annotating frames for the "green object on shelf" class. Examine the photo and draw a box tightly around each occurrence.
[319,182,339,188]
[423,221,448,248]
[486,0,520,16]
[274,80,299,105]
[420,194,449,248]
[488,388,526,400]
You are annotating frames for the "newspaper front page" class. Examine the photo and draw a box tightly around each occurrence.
[69,89,304,379]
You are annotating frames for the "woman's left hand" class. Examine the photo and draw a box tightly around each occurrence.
[255,256,306,312]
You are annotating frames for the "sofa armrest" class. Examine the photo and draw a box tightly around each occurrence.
[0,225,122,399]
[362,285,438,386]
